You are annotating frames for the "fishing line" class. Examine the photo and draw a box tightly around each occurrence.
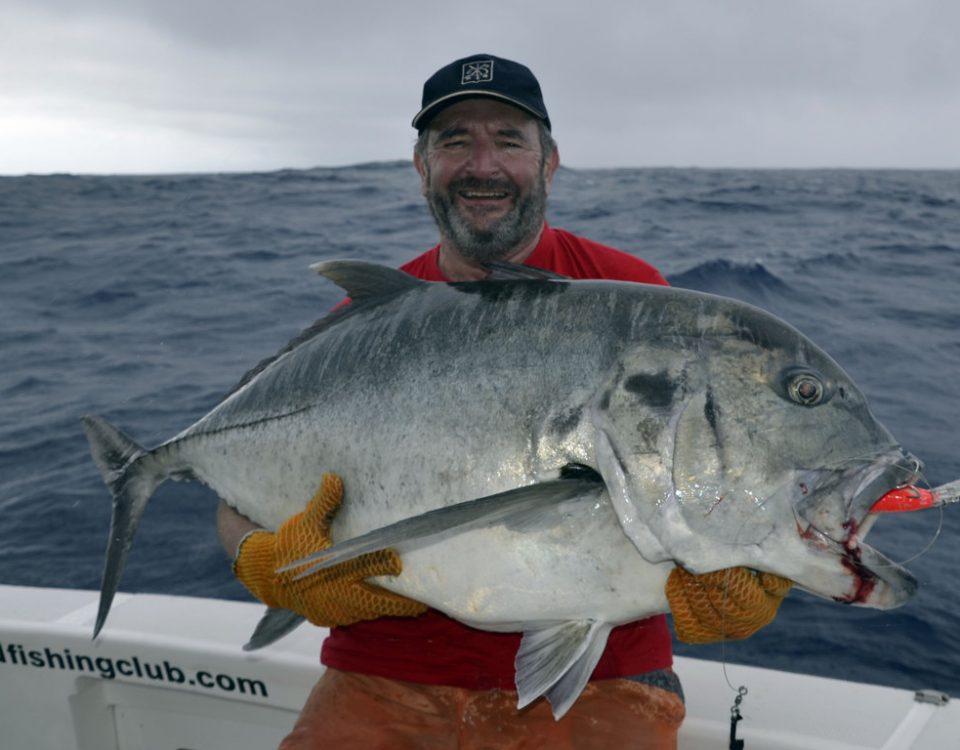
[898,504,945,565]
[717,575,749,750]
[718,567,736,689]
[715,502,772,745]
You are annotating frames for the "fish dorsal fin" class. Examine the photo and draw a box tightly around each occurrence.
[310,260,424,300]
[483,260,571,281]
[515,620,613,718]
[225,261,423,399]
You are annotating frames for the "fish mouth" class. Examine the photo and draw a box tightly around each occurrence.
[792,450,923,608]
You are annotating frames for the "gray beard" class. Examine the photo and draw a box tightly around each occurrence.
[425,176,548,263]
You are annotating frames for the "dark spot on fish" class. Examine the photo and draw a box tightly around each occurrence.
[703,387,719,434]
[550,405,583,437]
[623,371,676,407]
[634,417,661,447]
[598,389,612,411]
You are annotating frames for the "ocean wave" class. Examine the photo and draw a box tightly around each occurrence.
[794,251,865,273]
[866,242,959,256]
[667,258,791,299]
[645,196,782,214]
[74,288,140,308]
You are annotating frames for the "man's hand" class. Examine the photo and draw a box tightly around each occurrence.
[665,566,792,644]
[232,473,428,627]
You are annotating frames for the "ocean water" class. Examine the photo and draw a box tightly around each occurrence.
[1,163,958,697]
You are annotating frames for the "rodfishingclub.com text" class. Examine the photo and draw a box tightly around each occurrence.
[0,640,268,697]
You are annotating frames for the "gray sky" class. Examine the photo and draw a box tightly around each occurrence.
[2,0,958,174]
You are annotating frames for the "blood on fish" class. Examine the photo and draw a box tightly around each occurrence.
[838,552,878,604]
[836,516,877,604]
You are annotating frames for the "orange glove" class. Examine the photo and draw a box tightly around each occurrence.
[233,473,428,627]
[666,566,792,644]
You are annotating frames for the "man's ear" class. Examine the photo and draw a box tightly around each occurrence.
[543,145,560,195]
[414,148,429,196]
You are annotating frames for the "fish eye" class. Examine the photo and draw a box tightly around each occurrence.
[781,367,830,407]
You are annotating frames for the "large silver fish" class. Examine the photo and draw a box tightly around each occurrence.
[83,261,924,717]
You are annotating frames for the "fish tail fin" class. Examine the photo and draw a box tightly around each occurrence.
[81,415,166,638]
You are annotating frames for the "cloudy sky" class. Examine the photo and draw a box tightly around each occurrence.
[2,0,957,174]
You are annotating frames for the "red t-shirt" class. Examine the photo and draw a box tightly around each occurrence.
[321,224,672,689]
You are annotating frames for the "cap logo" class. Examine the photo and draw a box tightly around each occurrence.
[461,60,494,85]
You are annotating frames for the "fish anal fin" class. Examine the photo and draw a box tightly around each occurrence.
[515,620,613,719]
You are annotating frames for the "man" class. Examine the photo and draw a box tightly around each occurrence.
[219,54,790,749]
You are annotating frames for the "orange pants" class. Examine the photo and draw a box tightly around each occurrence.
[278,668,685,749]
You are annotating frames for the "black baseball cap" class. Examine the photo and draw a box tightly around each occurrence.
[412,54,551,132]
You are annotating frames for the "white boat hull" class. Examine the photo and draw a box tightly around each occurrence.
[0,584,955,749]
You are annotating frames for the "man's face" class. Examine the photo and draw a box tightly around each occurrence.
[415,99,559,262]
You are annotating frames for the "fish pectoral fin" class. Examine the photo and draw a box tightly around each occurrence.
[280,473,605,579]
[243,608,306,651]
[515,620,614,719]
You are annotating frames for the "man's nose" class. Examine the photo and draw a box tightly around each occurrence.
[464,141,501,176]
